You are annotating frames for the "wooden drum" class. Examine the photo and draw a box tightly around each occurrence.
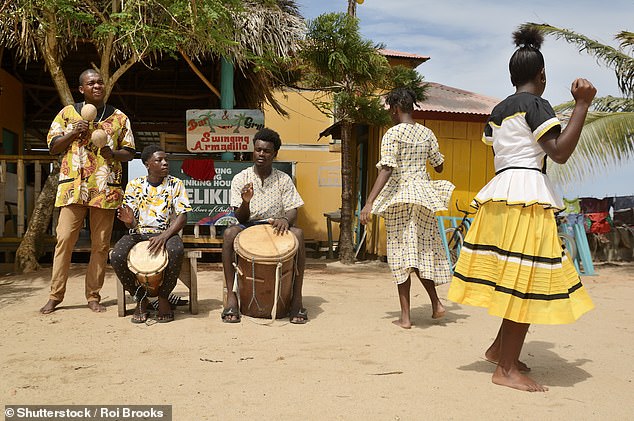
[234,225,298,319]
[127,241,168,297]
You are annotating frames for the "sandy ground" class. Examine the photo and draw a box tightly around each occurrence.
[1,260,633,420]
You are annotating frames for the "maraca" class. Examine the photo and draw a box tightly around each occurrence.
[91,129,108,148]
[81,103,98,121]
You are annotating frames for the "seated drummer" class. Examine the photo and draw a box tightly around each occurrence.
[221,128,308,324]
[110,145,192,324]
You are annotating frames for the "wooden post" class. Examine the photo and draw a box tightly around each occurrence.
[220,57,234,109]
[17,159,25,237]
[0,160,5,237]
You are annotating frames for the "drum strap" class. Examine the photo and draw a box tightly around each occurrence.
[248,259,262,312]
[271,261,283,321]
[133,285,148,303]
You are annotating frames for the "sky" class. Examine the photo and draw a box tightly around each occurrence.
[295,0,634,199]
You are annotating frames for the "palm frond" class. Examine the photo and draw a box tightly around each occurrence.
[555,96,634,114]
[522,23,634,98]
[591,96,634,112]
[548,112,634,184]
[617,31,634,51]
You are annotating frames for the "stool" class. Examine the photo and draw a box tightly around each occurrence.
[323,210,341,259]
[117,249,200,316]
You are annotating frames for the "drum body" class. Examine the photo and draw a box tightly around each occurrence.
[127,241,168,297]
[234,225,298,319]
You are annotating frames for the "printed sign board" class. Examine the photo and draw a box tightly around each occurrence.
[169,160,294,225]
[185,109,264,153]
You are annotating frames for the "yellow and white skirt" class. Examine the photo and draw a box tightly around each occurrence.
[447,201,594,325]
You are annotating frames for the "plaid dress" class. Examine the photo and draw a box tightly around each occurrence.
[371,123,455,284]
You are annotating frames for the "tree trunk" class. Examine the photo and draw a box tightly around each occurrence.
[347,0,357,17]
[15,165,60,273]
[39,9,73,105]
[16,11,72,273]
[339,122,355,263]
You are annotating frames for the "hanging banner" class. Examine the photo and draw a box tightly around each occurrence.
[185,109,265,153]
[169,160,294,226]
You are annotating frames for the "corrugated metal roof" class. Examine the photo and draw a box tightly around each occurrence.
[379,48,431,62]
[415,82,500,115]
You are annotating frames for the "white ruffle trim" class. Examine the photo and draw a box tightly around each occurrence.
[473,169,564,210]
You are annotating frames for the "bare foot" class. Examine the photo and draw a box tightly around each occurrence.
[87,301,106,313]
[431,302,446,319]
[39,299,61,314]
[492,366,548,392]
[484,350,531,372]
[392,319,412,329]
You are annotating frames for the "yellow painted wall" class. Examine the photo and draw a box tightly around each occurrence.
[276,148,341,241]
[422,119,494,215]
[265,89,333,145]
[264,89,342,242]
[0,70,24,152]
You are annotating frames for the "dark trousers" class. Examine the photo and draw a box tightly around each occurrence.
[111,233,184,300]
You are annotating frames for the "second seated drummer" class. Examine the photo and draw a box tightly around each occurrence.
[221,128,308,324]
[110,145,192,323]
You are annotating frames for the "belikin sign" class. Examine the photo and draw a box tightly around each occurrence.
[186,109,265,153]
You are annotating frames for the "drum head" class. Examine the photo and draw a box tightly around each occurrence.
[127,241,168,274]
[234,224,298,262]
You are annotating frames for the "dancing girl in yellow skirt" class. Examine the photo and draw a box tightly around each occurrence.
[447,27,596,392]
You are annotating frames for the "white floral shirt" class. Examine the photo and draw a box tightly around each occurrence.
[230,166,303,221]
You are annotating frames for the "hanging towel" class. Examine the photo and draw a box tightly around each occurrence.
[579,197,613,214]
[563,197,581,214]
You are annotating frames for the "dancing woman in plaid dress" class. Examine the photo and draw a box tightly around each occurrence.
[360,88,455,329]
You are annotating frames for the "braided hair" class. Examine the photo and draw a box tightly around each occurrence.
[385,88,418,114]
[509,27,545,87]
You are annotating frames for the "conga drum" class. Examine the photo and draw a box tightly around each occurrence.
[234,225,298,319]
[127,241,168,297]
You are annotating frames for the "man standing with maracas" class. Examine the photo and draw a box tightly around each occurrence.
[40,68,136,315]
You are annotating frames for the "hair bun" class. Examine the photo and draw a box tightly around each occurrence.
[512,26,544,50]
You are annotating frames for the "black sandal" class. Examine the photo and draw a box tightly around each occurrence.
[131,300,149,324]
[221,307,241,323]
[131,311,149,324]
[290,308,308,324]
[157,312,174,323]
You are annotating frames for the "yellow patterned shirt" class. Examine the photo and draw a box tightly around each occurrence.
[47,104,135,209]
[124,175,192,234]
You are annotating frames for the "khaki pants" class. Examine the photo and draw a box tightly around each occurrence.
[48,204,115,302]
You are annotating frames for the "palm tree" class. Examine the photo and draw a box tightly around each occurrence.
[522,23,634,185]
